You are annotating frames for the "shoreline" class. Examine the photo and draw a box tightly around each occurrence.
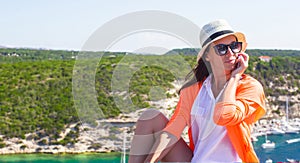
[1,132,300,156]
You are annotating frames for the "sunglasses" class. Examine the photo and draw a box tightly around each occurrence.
[213,42,242,56]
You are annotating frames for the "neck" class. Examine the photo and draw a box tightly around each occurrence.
[211,70,231,90]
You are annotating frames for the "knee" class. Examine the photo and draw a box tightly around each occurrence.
[138,109,167,122]
[136,109,169,131]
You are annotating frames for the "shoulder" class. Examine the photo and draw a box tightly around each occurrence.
[238,74,264,92]
[237,74,266,105]
[180,81,202,94]
[240,74,261,85]
[238,74,267,122]
[179,81,203,102]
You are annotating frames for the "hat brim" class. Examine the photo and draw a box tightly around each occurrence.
[197,32,247,62]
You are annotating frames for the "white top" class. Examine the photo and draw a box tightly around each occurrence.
[191,75,241,163]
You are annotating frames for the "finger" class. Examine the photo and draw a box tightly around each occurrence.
[238,52,249,61]
[236,55,246,69]
[243,53,249,62]
[240,53,249,68]
[237,54,244,63]
[238,53,249,66]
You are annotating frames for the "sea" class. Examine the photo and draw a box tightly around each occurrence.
[0,133,299,163]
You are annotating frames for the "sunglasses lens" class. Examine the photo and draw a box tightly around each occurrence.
[230,42,242,53]
[215,44,227,55]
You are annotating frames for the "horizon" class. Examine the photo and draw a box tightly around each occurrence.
[1,45,300,53]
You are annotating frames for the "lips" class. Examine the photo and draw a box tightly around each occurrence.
[225,59,236,64]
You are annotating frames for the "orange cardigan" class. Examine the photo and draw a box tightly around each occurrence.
[163,74,266,163]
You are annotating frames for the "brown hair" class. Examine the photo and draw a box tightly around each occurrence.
[179,46,211,92]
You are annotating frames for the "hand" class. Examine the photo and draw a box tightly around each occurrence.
[231,52,249,77]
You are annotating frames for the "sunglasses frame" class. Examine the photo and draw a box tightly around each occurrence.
[213,42,243,56]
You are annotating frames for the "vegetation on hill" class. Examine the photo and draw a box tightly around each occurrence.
[0,48,299,146]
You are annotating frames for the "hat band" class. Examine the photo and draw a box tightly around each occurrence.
[202,30,234,47]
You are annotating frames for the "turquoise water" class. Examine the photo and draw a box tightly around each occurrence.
[0,153,125,163]
[254,133,300,162]
[0,133,299,163]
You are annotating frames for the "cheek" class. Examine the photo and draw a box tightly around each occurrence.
[210,58,224,69]
[215,57,231,69]
[213,56,224,64]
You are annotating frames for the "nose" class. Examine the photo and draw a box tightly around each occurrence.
[225,46,235,57]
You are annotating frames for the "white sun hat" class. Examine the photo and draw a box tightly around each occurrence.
[197,19,247,61]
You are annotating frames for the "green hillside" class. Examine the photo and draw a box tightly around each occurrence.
[0,50,190,142]
[0,48,299,146]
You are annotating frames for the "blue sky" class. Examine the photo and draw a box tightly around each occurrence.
[1,0,300,51]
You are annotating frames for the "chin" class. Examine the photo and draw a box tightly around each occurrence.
[225,66,235,71]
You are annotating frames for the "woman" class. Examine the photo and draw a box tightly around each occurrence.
[129,19,266,163]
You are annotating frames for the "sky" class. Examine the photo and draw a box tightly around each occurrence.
[1,0,300,52]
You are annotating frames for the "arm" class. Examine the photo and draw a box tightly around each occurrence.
[213,74,249,125]
[214,53,266,126]
[214,52,251,125]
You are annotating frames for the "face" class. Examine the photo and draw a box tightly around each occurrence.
[206,35,241,74]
